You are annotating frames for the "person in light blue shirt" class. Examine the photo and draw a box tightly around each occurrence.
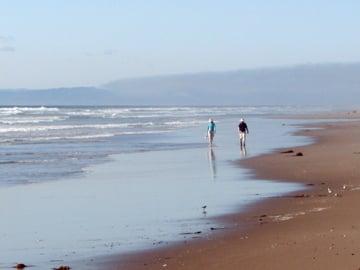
[207,118,216,146]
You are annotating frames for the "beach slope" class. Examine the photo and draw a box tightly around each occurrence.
[90,119,360,270]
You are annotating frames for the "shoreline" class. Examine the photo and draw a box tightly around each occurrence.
[82,117,360,270]
[1,115,307,269]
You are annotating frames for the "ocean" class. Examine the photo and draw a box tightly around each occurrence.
[0,106,320,268]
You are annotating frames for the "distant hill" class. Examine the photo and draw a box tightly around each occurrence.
[103,63,360,106]
[1,63,360,106]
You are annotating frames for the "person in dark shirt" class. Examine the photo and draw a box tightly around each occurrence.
[238,118,249,148]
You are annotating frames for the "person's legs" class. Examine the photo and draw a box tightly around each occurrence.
[239,132,246,147]
[208,131,214,145]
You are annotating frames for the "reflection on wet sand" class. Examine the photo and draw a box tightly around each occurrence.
[240,145,247,157]
[207,148,217,179]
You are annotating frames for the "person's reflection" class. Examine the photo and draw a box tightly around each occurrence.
[240,145,247,157]
[208,148,217,180]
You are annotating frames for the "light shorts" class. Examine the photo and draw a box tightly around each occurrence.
[239,132,246,141]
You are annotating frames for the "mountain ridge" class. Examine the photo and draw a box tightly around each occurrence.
[1,63,359,106]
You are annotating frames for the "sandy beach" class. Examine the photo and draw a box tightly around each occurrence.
[85,115,360,270]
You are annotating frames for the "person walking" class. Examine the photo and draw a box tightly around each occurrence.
[207,118,216,146]
[238,118,249,148]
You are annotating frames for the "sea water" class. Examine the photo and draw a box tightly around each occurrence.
[0,106,320,268]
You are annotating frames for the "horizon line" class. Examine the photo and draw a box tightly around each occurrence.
[1,60,359,91]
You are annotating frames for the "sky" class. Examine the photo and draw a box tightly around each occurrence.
[0,0,359,88]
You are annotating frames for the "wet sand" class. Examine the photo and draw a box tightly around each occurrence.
[87,116,360,270]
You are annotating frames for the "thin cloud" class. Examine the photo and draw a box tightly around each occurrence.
[0,46,15,52]
[0,35,14,42]
[0,35,15,52]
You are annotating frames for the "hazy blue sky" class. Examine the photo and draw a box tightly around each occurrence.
[0,0,359,88]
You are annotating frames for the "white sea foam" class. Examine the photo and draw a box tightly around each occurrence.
[0,130,168,143]
[30,133,117,141]
[0,106,59,115]
[0,122,161,133]
[0,106,324,145]
[0,116,68,124]
[163,120,205,128]
[62,107,263,119]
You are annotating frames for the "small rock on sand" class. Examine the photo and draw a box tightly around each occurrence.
[180,231,202,235]
[281,150,294,154]
[295,152,303,156]
[14,264,27,269]
[293,194,309,198]
[53,266,71,270]
[210,227,225,231]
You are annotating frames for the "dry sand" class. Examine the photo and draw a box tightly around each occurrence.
[87,117,360,270]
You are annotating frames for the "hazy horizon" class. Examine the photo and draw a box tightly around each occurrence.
[0,62,359,106]
[0,61,357,90]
